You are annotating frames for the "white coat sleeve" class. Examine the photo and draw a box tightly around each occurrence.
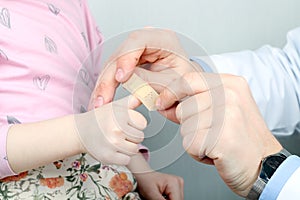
[259,155,300,200]
[193,27,300,136]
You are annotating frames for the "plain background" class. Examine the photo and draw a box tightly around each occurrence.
[87,1,300,199]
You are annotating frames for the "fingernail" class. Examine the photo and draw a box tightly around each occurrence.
[115,68,124,82]
[94,96,104,108]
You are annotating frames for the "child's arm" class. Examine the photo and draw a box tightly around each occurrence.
[127,153,184,200]
[5,95,145,176]
[7,115,83,174]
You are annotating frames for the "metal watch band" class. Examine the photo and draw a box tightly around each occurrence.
[246,178,266,200]
[246,149,291,200]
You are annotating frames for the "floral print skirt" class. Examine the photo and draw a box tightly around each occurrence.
[0,154,141,200]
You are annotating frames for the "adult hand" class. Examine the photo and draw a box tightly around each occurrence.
[135,171,184,200]
[89,28,200,109]
[75,95,147,166]
[156,72,282,197]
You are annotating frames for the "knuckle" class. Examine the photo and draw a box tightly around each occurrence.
[129,110,148,130]
[136,112,148,129]
[133,135,144,144]
[226,105,242,121]
[180,126,185,137]
[182,136,193,152]
[128,31,139,41]
[182,72,201,92]
[182,137,189,151]
[132,145,139,154]
[183,134,201,156]
[139,132,145,140]
[227,75,250,93]
[224,88,240,106]
[180,121,197,137]
[186,147,195,157]
[96,81,115,94]
[95,82,106,93]
[234,76,248,88]
[110,138,121,147]
[178,177,184,186]
[175,103,183,122]
[182,72,196,84]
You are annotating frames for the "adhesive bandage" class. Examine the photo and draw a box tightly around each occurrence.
[122,73,159,111]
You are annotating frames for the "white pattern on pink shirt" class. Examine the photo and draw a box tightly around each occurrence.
[0,0,103,178]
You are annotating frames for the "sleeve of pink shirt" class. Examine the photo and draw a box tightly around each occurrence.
[0,124,17,178]
[81,1,103,51]
[0,1,149,180]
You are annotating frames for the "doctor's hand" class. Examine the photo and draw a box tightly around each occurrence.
[89,28,199,109]
[156,72,282,197]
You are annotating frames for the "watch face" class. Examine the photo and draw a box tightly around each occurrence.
[262,153,287,180]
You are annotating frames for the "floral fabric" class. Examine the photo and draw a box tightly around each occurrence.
[0,154,141,200]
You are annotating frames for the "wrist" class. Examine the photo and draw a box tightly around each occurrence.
[126,153,153,175]
[246,148,291,200]
[71,114,88,154]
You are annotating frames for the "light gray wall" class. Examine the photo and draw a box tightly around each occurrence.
[88,0,300,54]
[87,1,300,199]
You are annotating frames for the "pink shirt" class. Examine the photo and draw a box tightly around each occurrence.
[0,0,103,178]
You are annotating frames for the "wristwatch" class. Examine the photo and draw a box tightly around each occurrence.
[246,148,291,200]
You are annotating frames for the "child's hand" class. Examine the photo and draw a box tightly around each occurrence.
[75,95,147,166]
[134,171,184,200]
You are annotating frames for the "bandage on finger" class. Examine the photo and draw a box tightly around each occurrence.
[122,73,159,111]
